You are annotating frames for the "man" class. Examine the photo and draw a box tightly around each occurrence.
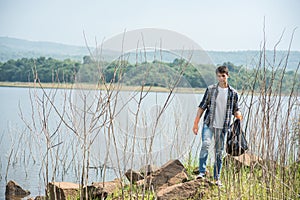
[192,65,242,186]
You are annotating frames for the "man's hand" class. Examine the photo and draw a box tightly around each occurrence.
[193,108,204,135]
[193,123,199,135]
[235,111,243,120]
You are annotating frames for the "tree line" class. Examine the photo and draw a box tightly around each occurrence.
[0,56,299,93]
[0,57,80,83]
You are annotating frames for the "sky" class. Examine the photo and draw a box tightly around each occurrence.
[0,0,299,51]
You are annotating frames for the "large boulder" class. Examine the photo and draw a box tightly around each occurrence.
[152,159,188,189]
[141,159,188,190]
[47,182,79,200]
[125,169,144,183]
[156,179,206,200]
[139,164,159,176]
[5,180,30,198]
[86,178,122,199]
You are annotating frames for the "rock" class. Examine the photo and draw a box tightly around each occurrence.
[168,171,188,185]
[84,185,108,200]
[149,159,188,190]
[125,169,144,183]
[156,179,205,200]
[136,179,145,187]
[34,196,47,200]
[235,153,262,166]
[224,152,263,170]
[27,195,48,200]
[86,178,122,199]
[5,180,30,198]
[192,166,199,175]
[47,182,79,200]
[139,164,159,176]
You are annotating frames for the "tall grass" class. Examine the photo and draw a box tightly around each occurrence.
[220,28,300,199]
[3,29,299,200]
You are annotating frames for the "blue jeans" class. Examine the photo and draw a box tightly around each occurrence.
[199,124,225,180]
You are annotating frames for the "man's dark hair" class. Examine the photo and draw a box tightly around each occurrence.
[216,65,229,75]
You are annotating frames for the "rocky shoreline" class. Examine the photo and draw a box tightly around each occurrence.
[5,153,263,200]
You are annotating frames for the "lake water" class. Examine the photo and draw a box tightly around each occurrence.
[0,86,201,198]
[0,86,299,198]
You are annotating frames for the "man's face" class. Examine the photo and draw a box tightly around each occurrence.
[216,73,229,84]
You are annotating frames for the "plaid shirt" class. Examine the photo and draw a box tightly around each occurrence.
[199,83,240,133]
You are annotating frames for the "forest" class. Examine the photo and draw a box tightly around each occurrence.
[0,56,299,92]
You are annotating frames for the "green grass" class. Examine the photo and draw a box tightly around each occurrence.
[183,155,300,199]
[46,156,299,199]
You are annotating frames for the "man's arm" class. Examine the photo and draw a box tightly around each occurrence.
[193,107,205,135]
[233,92,242,120]
[193,87,210,135]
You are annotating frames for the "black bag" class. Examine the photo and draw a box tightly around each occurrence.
[226,119,248,156]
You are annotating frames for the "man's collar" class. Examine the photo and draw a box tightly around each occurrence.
[214,83,235,91]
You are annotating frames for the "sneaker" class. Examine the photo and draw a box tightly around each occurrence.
[215,180,223,187]
[196,173,205,179]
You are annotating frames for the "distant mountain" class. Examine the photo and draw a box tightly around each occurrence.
[0,37,89,61]
[207,50,300,70]
[0,37,299,70]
